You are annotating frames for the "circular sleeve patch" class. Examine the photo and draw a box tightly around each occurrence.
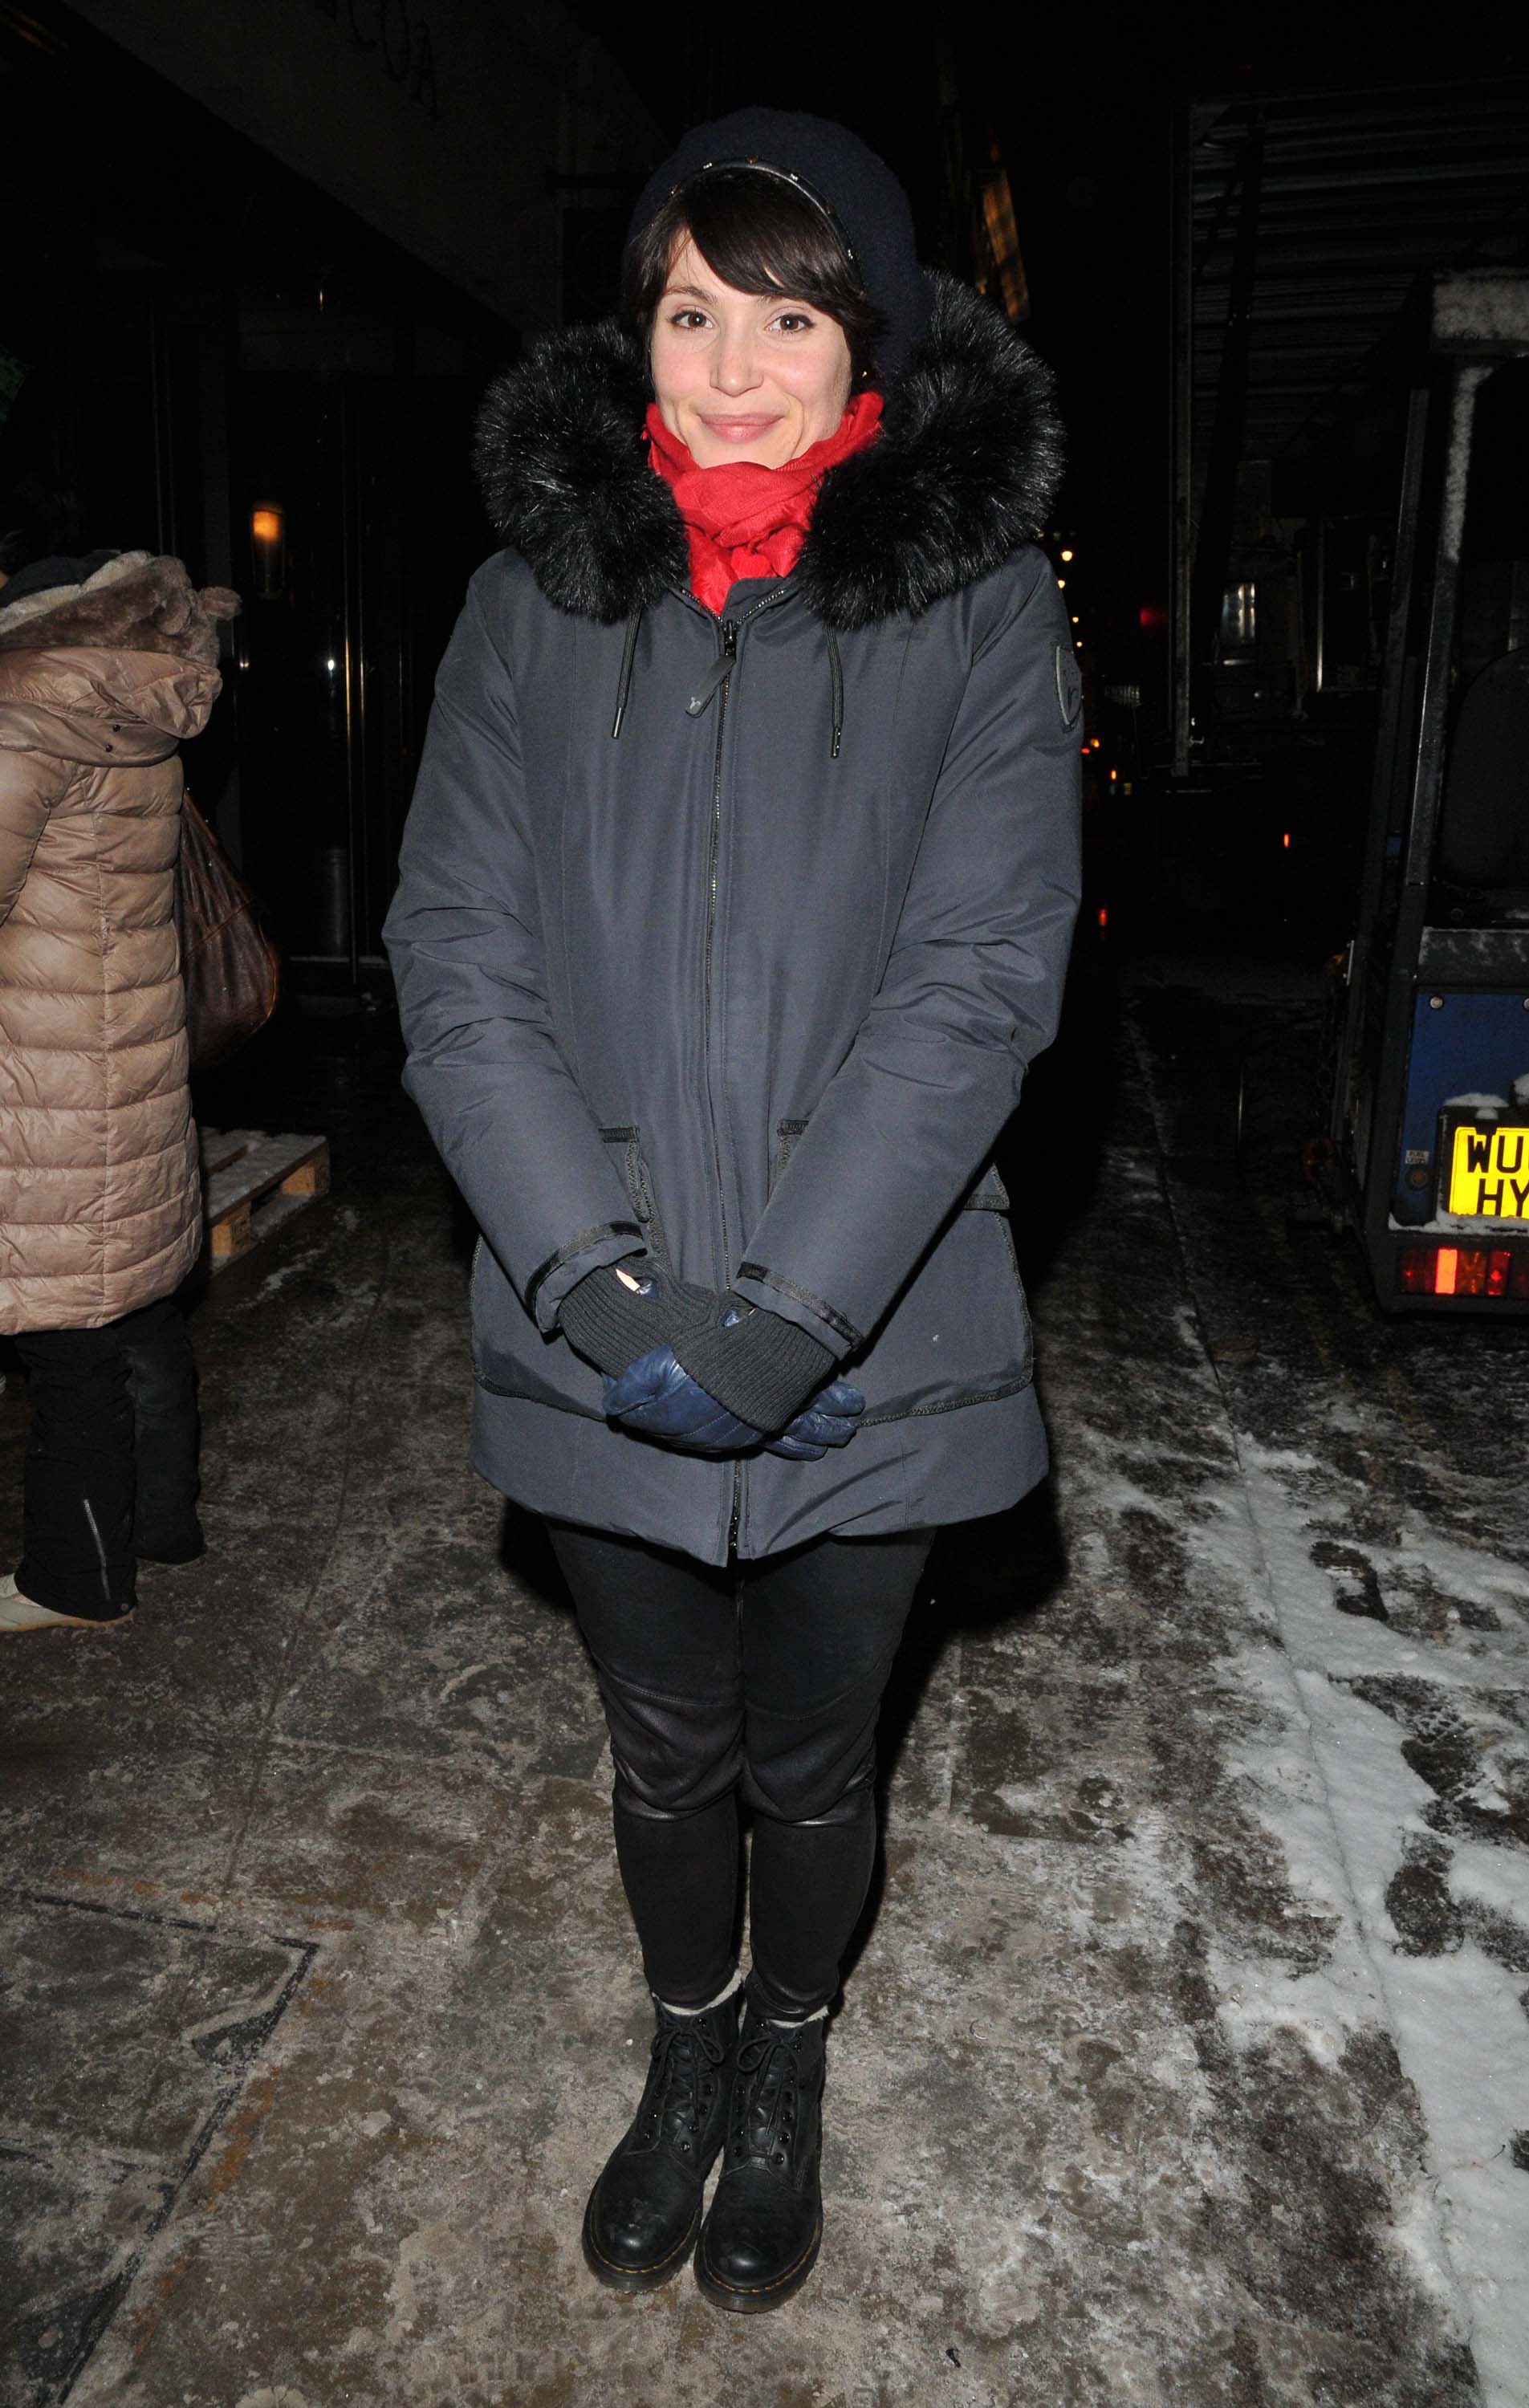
[1055,643,1083,730]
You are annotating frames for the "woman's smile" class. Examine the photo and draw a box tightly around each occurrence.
[697,412,786,445]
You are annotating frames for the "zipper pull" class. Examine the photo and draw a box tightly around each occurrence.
[686,623,739,720]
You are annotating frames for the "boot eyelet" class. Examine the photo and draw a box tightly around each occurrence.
[775,2150,786,2165]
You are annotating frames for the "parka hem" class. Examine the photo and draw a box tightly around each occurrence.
[468,1378,1048,1566]
[470,1368,1034,1429]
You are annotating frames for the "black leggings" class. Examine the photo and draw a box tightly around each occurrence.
[547,1520,932,2023]
[13,1298,200,1617]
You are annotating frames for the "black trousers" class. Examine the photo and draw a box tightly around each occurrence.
[13,1298,201,1618]
[547,1520,932,2023]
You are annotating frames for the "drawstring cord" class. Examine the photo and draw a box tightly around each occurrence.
[610,605,644,739]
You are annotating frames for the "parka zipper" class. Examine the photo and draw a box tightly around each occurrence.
[703,616,738,1042]
[692,586,791,1561]
[689,583,790,1560]
[705,618,743,1556]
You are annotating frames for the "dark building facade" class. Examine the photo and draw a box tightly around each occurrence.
[0,0,661,990]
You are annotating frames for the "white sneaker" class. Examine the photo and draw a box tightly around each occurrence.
[0,1572,132,1633]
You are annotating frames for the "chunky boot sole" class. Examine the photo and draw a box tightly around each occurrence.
[581,2188,701,2292]
[693,2214,822,2314]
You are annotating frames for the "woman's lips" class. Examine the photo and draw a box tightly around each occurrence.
[697,413,783,443]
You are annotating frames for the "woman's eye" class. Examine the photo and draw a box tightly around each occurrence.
[773,313,813,334]
[669,309,710,330]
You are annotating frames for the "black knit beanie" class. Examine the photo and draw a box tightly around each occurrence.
[626,108,933,384]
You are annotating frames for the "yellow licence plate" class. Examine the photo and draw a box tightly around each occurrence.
[1446,1122,1529,1220]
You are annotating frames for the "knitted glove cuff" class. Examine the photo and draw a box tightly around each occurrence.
[673,1299,836,1438]
[558,1260,714,1378]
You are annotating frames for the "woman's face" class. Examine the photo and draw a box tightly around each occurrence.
[649,238,854,470]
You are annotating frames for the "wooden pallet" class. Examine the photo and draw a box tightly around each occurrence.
[199,1128,330,1265]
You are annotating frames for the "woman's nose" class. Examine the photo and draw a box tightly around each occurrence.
[711,332,762,395]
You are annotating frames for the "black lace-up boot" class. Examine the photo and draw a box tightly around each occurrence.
[694,1995,826,2312]
[582,1987,740,2290]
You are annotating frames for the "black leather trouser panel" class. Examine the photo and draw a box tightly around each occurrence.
[547,1520,931,2015]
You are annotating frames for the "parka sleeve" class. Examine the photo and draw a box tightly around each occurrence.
[731,558,1082,1356]
[383,567,646,1332]
[0,740,69,925]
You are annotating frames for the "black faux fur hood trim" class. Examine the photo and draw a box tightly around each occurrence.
[474,273,1063,631]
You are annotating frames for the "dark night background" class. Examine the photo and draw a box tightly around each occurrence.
[4,2,1526,971]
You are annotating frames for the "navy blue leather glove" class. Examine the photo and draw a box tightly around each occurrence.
[766,1376,867,1459]
[602,1292,865,1459]
[603,1344,765,1454]
[603,1351,865,1461]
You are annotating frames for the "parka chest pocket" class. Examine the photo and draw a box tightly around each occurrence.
[599,1126,673,1271]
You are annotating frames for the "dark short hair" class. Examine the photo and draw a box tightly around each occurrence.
[622,168,885,388]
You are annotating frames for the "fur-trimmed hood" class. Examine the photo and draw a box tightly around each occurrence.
[0,550,238,664]
[474,273,1063,631]
[0,552,239,755]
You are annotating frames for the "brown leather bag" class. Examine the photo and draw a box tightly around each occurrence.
[176,792,281,1073]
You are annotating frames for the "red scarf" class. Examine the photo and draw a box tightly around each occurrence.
[645,392,883,614]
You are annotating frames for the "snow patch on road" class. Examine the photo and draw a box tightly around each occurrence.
[1204,1435,1529,2408]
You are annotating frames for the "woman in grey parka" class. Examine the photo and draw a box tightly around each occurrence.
[384,109,1080,2312]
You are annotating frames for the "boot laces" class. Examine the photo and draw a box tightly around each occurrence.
[730,2025,801,2167]
[642,2015,727,2154]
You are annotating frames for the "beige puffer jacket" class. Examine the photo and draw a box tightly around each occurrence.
[0,552,238,1332]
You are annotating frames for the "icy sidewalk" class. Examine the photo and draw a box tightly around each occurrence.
[0,987,1521,2407]
[1214,1438,1529,2405]
[1122,975,1529,2408]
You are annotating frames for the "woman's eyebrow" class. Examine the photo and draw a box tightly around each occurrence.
[661,283,717,306]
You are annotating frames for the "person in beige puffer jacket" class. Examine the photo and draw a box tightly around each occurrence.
[0,547,239,1633]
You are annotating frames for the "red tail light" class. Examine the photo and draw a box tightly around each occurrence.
[1398,1243,1527,1299]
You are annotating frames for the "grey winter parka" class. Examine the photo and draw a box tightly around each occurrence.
[384,275,1083,1564]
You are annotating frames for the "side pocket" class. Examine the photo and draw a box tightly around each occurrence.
[965,1160,1027,1313]
[768,1117,811,1196]
[599,1125,672,1271]
[962,1161,1011,1213]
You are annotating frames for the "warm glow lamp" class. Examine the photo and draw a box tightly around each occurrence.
[250,502,286,600]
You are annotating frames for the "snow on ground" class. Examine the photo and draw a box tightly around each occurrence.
[1121,969,1529,2408]
[1212,1439,1529,2406]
